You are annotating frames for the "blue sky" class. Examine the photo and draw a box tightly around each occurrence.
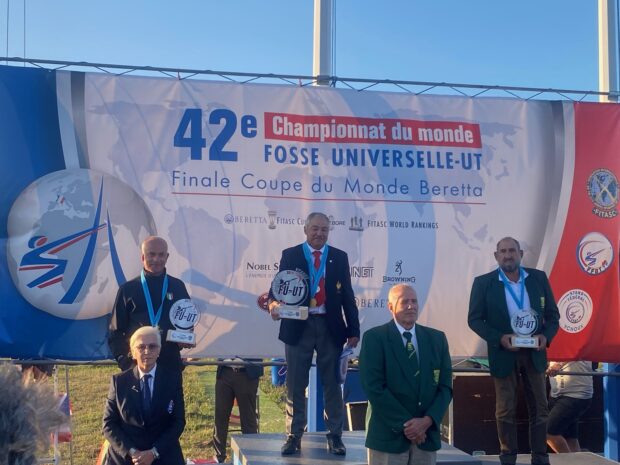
[0,1,600,92]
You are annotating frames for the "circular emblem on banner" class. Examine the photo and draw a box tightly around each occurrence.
[6,168,155,320]
[169,299,200,330]
[587,169,618,218]
[510,309,538,337]
[271,269,309,306]
[577,232,613,275]
[558,289,593,334]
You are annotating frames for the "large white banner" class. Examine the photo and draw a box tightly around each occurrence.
[79,73,562,358]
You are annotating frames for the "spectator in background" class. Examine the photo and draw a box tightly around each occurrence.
[546,360,594,453]
[0,363,67,465]
[212,358,263,463]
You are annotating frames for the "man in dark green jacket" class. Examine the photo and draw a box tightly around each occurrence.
[468,237,560,465]
[359,284,452,465]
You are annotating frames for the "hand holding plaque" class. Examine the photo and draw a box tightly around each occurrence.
[167,299,200,347]
[270,269,309,320]
[510,309,539,348]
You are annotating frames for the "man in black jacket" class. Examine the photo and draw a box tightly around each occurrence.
[108,236,190,373]
[268,212,360,456]
[103,326,185,465]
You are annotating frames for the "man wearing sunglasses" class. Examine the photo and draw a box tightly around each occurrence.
[103,326,186,465]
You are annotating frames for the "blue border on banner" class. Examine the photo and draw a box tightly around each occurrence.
[0,66,111,360]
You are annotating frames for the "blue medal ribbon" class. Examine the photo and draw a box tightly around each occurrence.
[140,270,169,327]
[498,267,525,309]
[303,242,328,301]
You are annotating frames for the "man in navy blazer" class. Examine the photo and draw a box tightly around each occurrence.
[468,237,559,465]
[268,212,360,456]
[103,326,185,465]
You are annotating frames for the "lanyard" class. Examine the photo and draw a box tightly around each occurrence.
[498,267,525,309]
[303,242,328,299]
[140,270,169,327]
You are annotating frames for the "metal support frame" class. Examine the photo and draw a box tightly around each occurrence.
[1,56,618,102]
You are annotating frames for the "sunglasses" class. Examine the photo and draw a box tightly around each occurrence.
[135,343,160,352]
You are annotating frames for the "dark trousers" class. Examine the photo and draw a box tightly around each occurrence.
[284,314,343,437]
[493,350,549,465]
[212,367,259,462]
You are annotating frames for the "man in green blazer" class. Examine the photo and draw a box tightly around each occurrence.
[359,284,452,465]
[468,237,560,465]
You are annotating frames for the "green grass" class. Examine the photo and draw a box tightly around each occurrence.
[44,364,285,465]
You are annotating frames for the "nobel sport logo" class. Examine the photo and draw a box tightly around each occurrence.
[7,169,155,320]
[577,232,613,275]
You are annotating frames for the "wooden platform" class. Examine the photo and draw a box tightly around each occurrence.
[478,452,618,464]
[231,431,481,465]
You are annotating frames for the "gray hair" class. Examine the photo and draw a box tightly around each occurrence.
[0,363,67,465]
[129,326,162,349]
[305,212,330,226]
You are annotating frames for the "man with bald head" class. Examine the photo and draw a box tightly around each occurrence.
[468,237,560,465]
[359,284,452,465]
[109,236,191,373]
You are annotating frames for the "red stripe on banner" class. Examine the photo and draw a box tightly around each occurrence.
[548,102,620,362]
[264,112,482,147]
[19,265,54,270]
[37,276,63,288]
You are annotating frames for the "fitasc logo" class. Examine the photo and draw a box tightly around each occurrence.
[7,168,155,320]
[577,232,613,275]
[587,169,618,218]
[558,289,593,334]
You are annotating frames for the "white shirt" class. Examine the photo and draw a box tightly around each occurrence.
[138,364,157,398]
[394,320,419,362]
[498,268,532,320]
[308,244,327,315]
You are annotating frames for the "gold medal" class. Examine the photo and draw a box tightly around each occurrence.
[310,298,317,307]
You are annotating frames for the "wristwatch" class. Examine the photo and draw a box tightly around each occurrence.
[151,447,160,460]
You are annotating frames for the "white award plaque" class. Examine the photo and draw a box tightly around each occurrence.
[271,269,309,320]
[167,299,200,346]
[510,309,539,348]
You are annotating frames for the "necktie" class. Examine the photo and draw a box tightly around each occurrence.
[403,331,416,358]
[403,331,420,378]
[142,374,152,418]
[312,250,326,307]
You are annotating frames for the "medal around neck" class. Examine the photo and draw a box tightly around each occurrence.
[271,269,309,320]
[510,309,539,348]
[167,299,200,346]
